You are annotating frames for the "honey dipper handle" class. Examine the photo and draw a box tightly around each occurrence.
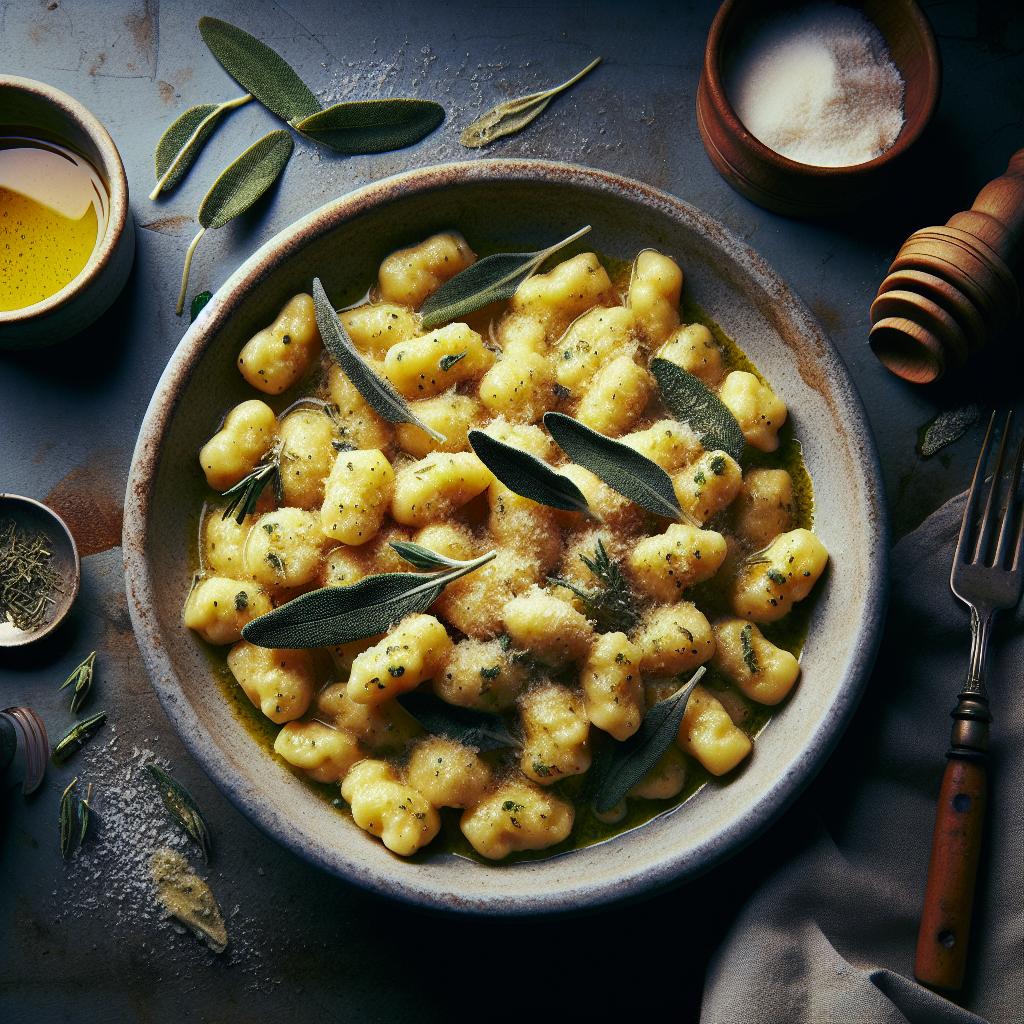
[948,148,1024,267]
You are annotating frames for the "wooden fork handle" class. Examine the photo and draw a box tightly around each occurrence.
[914,693,991,991]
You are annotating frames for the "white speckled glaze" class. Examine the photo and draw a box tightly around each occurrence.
[124,160,887,914]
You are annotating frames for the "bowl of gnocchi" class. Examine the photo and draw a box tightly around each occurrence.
[124,159,886,913]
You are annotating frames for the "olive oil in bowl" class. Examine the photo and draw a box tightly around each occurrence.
[0,136,109,312]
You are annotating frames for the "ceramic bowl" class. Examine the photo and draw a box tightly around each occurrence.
[124,160,887,914]
[0,75,135,349]
[0,493,80,647]
[697,0,941,217]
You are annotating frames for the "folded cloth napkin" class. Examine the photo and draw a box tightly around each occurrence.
[701,493,1023,1024]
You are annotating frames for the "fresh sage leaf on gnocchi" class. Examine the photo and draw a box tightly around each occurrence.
[590,667,705,813]
[460,57,601,149]
[242,550,496,648]
[389,540,478,572]
[148,764,213,863]
[468,428,592,516]
[419,226,592,329]
[176,130,294,314]
[151,95,252,200]
[198,16,321,123]
[312,278,446,443]
[294,99,445,154]
[650,358,746,463]
[397,691,520,752]
[544,412,691,523]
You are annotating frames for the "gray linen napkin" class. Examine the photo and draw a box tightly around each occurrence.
[701,493,1023,1024]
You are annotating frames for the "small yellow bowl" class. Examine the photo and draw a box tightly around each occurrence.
[0,75,135,349]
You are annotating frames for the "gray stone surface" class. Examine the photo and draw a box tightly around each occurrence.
[1,1,1021,1021]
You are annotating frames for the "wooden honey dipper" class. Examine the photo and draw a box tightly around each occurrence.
[870,147,1024,383]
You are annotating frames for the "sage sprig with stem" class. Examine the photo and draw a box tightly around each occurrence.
[589,666,705,813]
[176,129,294,315]
[148,764,212,862]
[468,429,592,516]
[52,711,107,766]
[294,99,445,154]
[242,550,497,649]
[549,538,640,635]
[150,94,252,200]
[198,16,321,124]
[544,412,695,523]
[419,226,592,329]
[312,278,446,443]
[397,691,520,752]
[58,651,97,714]
[59,777,93,860]
[460,57,602,148]
[650,358,746,463]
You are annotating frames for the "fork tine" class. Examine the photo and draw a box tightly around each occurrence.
[994,431,1024,568]
[954,411,998,568]
[972,410,1013,564]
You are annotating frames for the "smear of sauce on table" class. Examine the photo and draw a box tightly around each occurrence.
[45,454,124,555]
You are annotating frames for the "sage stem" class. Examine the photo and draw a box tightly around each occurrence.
[176,227,207,317]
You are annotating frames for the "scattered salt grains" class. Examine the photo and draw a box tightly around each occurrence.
[725,3,905,167]
[52,733,281,991]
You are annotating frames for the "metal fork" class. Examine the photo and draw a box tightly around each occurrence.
[914,410,1024,992]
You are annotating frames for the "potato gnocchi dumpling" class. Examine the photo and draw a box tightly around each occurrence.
[237,293,321,395]
[187,233,828,862]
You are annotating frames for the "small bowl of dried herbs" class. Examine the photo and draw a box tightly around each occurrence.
[0,493,80,647]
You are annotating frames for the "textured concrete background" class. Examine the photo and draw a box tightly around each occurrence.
[0,1,1022,1021]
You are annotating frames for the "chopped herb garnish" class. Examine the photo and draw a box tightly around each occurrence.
[740,624,760,674]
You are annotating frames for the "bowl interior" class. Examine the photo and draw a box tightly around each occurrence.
[0,494,80,647]
[126,162,886,913]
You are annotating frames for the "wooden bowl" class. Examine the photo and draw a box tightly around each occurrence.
[697,0,941,217]
[124,160,888,914]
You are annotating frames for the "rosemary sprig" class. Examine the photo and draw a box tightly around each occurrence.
[52,711,107,766]
[220,448,282,524]
[740,624,760,674]
[59,777,92,860]
[58,651,97,714]
[148,764,213,863]
[549,539,640,634]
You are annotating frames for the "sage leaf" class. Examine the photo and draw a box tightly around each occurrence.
[917,403,983,459]
[294,99,444,154]
[58,651,97,714]
[242,551,496,648]
[468,429,592,516]
[148,764,212,863]
[591,667,705,813]
[198,16,321,123]
[150,94,251,200]
[176,130,294,314]
[51,711,107,766]
[544,412,687,522]
[312,278,445,442]
[389,540,475,572]
[397,691,519,752]
[190,290,213,322]
[460,57,601,149]
[59,777,79,859]
[650,358,746,463]
[419,226,592,329]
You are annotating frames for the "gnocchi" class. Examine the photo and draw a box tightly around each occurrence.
[187,233,828,863]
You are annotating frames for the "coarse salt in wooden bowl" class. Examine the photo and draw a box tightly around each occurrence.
[696,0,941,218]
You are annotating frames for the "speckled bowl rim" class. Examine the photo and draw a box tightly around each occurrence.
[124,159,888,915]
[0,74,130,325]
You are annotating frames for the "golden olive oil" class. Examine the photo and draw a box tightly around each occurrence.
[0,136,108,312]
